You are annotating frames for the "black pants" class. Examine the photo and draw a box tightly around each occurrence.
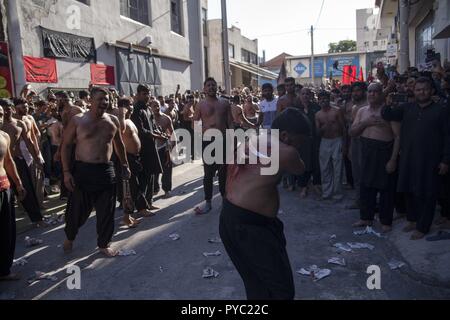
[298,170,321,188]
[64,162,117,249]
[439,175,450,219]
[405,193,437,234]
[219,200,294,300]
[344,156,354,188]
[360,180,396,226]
[128,153,150,212]
[202,141,227,201]
[155,148,173,193]
[181,121,195,161]
[0,189,15,277]
[12,157,42,222]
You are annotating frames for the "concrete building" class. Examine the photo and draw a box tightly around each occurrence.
[207,20,277,89]
[376,0,450,70]
[286,51,367,86]
[357,8,388,53]
[2,0,207,97]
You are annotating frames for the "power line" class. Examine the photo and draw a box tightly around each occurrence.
[314,0,326,28]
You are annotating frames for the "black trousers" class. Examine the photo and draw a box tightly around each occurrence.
[64,162,117,249]
[155,148,173,193]
[12,157,42,222]
[219,200,295,300]
[344,156,354,188]
[360,179,396,226]
[439,175,450,219]
[0,189,15,277]
[405,193,437,234]
[181,121,195,161]
[202,141,227,201]
[128,153,150,212]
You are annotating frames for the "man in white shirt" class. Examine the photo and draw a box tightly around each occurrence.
[258,83,278,130]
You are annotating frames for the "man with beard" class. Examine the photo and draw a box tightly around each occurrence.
[259,83,278,130]
[131,85,164,212]
[277,78,301,113]
[62,87,131,256]
[193,77,233,215]
[382,77,450,240]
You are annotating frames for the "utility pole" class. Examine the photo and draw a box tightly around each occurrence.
[221,0,231,94]
[399,0,410,73]
[311,25,315,85]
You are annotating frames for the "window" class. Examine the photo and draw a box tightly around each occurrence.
[120,0,150,26]
[373,40,378,47]
[229,44,235,58]
[415,13,435,66]
[202,8,208,36]
[242,49,257,64]
[171,0,183,35]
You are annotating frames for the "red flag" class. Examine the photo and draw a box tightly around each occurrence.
[23,56,57,83]
[90,64,115,86]
[359,67,365,82]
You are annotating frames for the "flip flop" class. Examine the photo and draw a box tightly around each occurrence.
[426,231,450,242]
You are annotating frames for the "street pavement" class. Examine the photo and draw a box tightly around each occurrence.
[1,161,450,300]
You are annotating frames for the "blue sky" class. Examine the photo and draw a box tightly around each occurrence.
[207,0,376,60]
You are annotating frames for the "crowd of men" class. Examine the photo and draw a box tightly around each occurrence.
[1,57,450,300]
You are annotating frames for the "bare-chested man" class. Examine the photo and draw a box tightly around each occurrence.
[315,91,346,200]
[180,94,195,162]
[230,95,257,130]
[347,82,368,210]
[0,104,26,281]
[220,108,309,300]
[350,83,400,233]
[193,77,233,214]
[1,99,46,227]
[119,97,152,224]
[61,87,131,257]
[243,96,260,129]
[151,100,175,198]
[277,77,301,114]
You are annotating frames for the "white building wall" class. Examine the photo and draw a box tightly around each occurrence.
[8,0,204,96]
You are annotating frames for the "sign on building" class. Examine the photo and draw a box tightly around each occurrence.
[386,44,398,58]
[310,58,324,78]
[294,62,308,76]
[326,56,360,77]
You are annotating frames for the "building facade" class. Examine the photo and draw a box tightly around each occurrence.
[2,0,207,97]
[207,20,277,90]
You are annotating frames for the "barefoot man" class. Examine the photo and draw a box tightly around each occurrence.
[193,77,233,215]
[61,87,131,257]
[315,91,346,201]
[220,108,310,300]
[0,103,26,281]
[1,99,46,227]
[120,97,152,225]
[350,83,400,233]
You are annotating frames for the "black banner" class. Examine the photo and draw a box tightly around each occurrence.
[41,27,96,62]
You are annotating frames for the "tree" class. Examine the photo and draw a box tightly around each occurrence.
[328,40,357,53]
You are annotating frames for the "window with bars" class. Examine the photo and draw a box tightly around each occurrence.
[120,0,150,26]
[171,0,183,35]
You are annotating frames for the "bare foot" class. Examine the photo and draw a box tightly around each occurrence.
[439,221,450,230]
[195,202,212,215]
[394,213,406,221]
[287,186,295,192]
[99,247,118,257]
[435,217,448,225]
[0,273,21,281]
[312,185,322,196]
[411,231,425,240]
[63,240,73,254]
[149,205,160,211]
[403,222,416,233]
[138,209,156,218]
[122,215,140,228]
[382,225,393,233]
[163,192,172,199]
[352,220,373,228]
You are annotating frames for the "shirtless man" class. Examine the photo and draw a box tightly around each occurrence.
[180,94,195,162]
[0,104,26,281]
[120,97,152,224]
[277,77,300,114]
[350,83,400,233]
[315,91,346,201]
[151,101,175,198]
[220,108,309,300]
[243,96,260,129]
[193,77,233,214]
[61,87,131,257]
[230,96,257,130]
[2,99,46,227]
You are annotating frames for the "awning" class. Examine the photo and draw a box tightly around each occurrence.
[230,60,278,80]
[433,24,450,39]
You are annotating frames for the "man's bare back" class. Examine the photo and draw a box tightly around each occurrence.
[123,119,141,156]
[70,112,120,164]
[2,119,24,157]
[316,107,345,139]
